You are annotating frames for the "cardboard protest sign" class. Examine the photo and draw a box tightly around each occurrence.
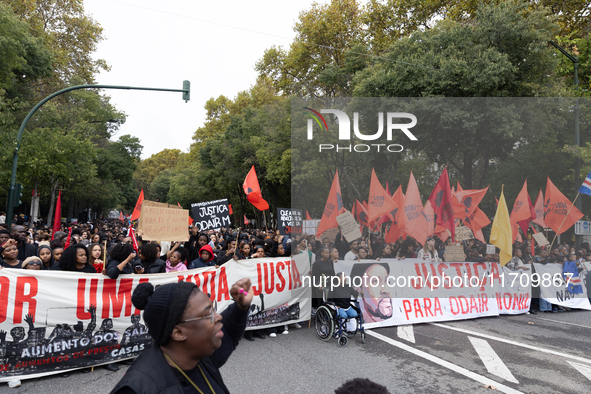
[336,211,362,242]
[191,199,231,231]
[532,232,549,247]
[455,226,474,241]
[303,219,321,236]
[444,245,465,262]
[486,244,496,255]
[277,208,303,235]
[138,205,189,242]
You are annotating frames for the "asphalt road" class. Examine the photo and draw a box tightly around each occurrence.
[1,311,590,394]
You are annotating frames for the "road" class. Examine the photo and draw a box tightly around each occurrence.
[1,311,590,393]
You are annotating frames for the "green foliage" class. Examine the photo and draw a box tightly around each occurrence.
[133,149,181,200]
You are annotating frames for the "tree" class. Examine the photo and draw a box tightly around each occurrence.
[133,149,181,199]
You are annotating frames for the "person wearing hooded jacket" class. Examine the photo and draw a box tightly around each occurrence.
[37,243,60,270]
[188,245,218,270]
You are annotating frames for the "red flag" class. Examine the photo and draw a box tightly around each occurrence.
[119,210,124,222]
[362,200,368,212]
[386,181,391,197]
[427,167,455,241]
[130,189,144,221]
[351,203,356,218]
[401,172,430,245]
[510,180,535,239]
[128,226,139,252]
[51,190,62,240]
[229,204,233,214]
[356,199,369,228]
[368,169,397,226]
[306,210,312,220]
[385,186,405,243]
[243,166,269,211]
[244,215,250,225]
[473,228,486,243]
[532,190,546,228]
[545,177,583,235]
[466,208,491,234]
[316,170,345,238]
[456,181,463,192]
[453,187,489,221]
[64,227,72,249]
[423,201,436,236]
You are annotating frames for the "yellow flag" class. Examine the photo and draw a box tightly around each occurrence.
[490,187,512,266]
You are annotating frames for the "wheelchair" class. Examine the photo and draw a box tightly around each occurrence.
[314,300,366,347]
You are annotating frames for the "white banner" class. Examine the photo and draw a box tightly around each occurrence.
[0,254,311,382]
[534,262,591,310]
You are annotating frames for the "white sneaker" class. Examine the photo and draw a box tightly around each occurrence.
[292,323,302,329]
[8,380,21,388]
[282,329,289,334]
[269,332,277,338]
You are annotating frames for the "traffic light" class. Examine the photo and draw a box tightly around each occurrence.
[182,80,190,102]
[12,183,23,207]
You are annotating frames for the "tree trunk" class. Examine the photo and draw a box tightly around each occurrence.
[46,178,58,227]
[67,196,74,224]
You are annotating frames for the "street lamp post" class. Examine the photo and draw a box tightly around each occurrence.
[6,81,190,230]
[549,41,580,247]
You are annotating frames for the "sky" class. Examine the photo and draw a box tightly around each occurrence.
[83,0,326,159]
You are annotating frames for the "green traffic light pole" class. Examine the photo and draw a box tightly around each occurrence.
[549,41,580,246]
[6,81,190,230]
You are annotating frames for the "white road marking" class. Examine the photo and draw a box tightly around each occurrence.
[397,325,415,343]
[469,336,519,384]
[568,361,591,382]
[430,323,591,365]
[366,330,524,394]
[532,317,591,329]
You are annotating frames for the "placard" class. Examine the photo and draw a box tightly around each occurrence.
[138,205,189,241]
[336,211,362,242]
[486,244,496,255]
[303,219,321,236]
[532,232,549,247]
[455,226,474,241]
[444,245,465,262]
[191,199,231,231]
[277,208,303,235]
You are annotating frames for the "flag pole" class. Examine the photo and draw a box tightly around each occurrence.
[549,192,580,248]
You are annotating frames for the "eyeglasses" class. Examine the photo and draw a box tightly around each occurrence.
[178,300,217,324]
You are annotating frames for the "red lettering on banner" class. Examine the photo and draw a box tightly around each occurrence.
[449,297,460,315]
[412,264,423,289]
[0,276,10,323]
[252,264,263,296]
[472,263,487,291]
[464,263,473,281]
[450,263,464,286]
[433,298,442,315]
[480,293,488,311]
[503,293,512,310]
[458,296,469,314]
[291,259,302,289]
[437,264,451,289]
[403,300,412,319]
[263,263,275,294]
[276,261,286,292]
[14,276,38,324]
[217,267,230,301]
[420,263,433,289]
[424,298,433,316]
[429,263,439,289]
[102,279,133,318]
[413,299,424,318]
[77,278,98,319]
[201,271,216,301]
[286,260,292,290]
[469,295,479,313]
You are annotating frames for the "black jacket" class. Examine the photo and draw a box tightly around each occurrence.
[135,257,166,274]
[106,258,133,279]
[111,303,248,394]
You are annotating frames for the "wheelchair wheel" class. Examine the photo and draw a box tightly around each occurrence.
[338,335,348,347]
[360,331,366,344]
[314,306,334,341]
[343,317,359,338]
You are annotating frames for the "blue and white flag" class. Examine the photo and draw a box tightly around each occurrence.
[579,170,591,196]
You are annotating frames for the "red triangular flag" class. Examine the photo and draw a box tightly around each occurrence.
[368,169,397,226]
[453,187,489,222]
[119,210,124,222]
[356,199,369,228]
[316,170,345,238]
[385,186,405,243]
[427,167,455,241]
[128,226,139,252]
[510,180,535,239]
[532,190,546,228]
[131,189,144,221]
[243,166,269,211]
[306,210,312,220]
[423,201,436,236]
[64,227,72,249]
[545,177,583,235]
[401,172,430,245]
[466,208,491,235]
[244,215,250,225]
[229,204,233,215]
[456,181,463,191]
[51,190,62,240]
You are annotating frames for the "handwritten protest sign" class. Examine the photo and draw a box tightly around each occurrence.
[303,219,321,236]
[486,244,496,255]
[532,232,549,247]
[139,205,189,241]
[455,226,474,241]
[191,199,231,231]
[445,245,465,262]
[277,208,303,235]
[336,211,362,242]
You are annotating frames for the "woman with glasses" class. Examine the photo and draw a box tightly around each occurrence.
[112,278,253,394]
